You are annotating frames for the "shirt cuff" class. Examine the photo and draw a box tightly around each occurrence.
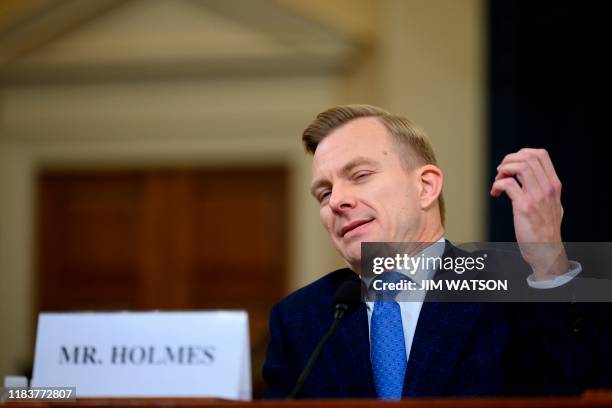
[526,260,582,289]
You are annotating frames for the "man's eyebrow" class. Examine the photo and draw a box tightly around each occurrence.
[340,156,379,175]
[310,179,327,198]
[310,157,379,197]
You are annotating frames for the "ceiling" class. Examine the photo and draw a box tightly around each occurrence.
[0,0,367,83]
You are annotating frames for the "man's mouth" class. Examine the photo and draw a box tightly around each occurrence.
[340,219,374,238]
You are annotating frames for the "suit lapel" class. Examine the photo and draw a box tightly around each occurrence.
[323,303,376,397]
[402,301,482,396]
[315,270,375,397]
[402,240,484,396]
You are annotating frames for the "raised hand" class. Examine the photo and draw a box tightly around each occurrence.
[490,148,569,280]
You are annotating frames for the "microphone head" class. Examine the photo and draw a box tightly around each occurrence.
[333,276,362,313]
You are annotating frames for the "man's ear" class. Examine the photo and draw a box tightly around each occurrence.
[417,164,443,210]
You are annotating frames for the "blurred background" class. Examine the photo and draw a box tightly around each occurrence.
[0,0,610,397]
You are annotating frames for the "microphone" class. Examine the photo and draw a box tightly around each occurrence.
[287,276,362,399]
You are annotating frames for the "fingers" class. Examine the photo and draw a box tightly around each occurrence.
[492,148,564,246]
[497,148,562,198]
[490,176,523,200]
[495,161,543,196]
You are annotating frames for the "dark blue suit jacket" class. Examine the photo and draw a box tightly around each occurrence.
[263,242,611,398]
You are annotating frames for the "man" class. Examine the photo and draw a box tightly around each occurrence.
[263,105,609,399]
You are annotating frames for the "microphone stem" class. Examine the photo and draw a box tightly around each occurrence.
[286,310,345,399]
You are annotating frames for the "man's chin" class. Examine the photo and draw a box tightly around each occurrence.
[335,239,370,267]
[339,250,362,271]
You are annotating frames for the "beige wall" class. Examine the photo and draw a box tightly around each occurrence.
[0,0,484,378]
[378,0,486,243]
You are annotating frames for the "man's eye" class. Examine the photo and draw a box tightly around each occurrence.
[319,191,331,203]
[354,171,372,180]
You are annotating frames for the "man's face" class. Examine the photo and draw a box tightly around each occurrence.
[311,117,424,269]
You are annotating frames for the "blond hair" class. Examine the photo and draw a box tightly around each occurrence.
[302,104,445,226]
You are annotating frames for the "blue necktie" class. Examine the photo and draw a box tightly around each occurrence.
[370,273,407,400]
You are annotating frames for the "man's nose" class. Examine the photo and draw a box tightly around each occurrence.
[329,185,356,212]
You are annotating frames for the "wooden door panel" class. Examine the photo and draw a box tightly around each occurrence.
[38,174,143,310]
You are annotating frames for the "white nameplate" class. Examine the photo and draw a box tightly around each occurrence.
[31,311,251,400]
